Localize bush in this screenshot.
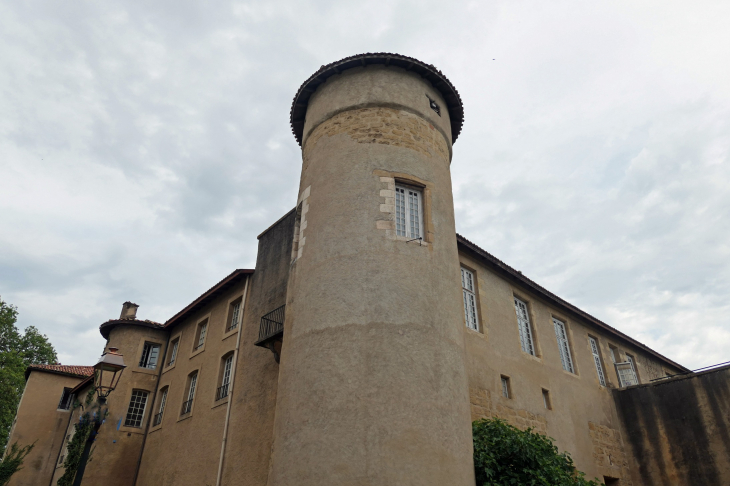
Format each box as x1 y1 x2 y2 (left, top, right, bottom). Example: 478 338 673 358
473 418 600 486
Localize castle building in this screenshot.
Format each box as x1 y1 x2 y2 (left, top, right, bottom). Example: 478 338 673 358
6 53 730 486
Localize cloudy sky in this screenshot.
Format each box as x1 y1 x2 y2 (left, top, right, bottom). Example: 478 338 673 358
1 0 729 370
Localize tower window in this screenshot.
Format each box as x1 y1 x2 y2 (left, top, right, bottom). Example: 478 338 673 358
124 390 149 428
513 297 536 356
139 342 160 369
395 185 423 239
461 268 479 331
552 318 574 373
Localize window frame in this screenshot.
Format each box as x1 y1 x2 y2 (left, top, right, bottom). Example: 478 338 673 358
226 297 243 333
57 387 74 411
589 336 607 386
216 353 235 401
626 353 640 384
166 337 180 368
394 183 424 240
139 342 161 370
192 317 209 354
124 390 150 428
500 375 511 399
513 297 536 356
181 371 198 417
153 386 168 427
461 267 479 331
542 388 552 410
552 317 575 373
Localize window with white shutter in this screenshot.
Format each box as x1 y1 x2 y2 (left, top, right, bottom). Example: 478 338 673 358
589 337 606 386
626 354 640 384
552 318 574 373
616 362 639 387
461 268 479 331
395 185 423 239
513 297 535 355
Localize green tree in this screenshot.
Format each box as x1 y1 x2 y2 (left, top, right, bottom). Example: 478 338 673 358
0 298 57 451
473 418 601 486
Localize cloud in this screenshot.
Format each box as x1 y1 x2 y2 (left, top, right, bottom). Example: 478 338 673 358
1 0 729 369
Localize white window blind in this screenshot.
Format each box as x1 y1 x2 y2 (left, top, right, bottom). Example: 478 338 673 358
124 390 149 427
395 185 423 239
589 337 606 386
513 297 535 355
461 268 479 331
552 318 574 373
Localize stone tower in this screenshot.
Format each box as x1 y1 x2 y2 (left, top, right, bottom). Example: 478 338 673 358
271 53 474 485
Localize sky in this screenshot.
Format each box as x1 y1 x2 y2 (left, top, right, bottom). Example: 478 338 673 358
1 0 729 370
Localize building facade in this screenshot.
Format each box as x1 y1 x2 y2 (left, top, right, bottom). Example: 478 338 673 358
6 53 730 486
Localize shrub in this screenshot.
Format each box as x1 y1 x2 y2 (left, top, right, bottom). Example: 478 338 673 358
0 441 35 486
473 418 601 486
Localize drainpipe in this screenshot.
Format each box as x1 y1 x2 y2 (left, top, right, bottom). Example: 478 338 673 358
132 333 170 486
216 275 251 486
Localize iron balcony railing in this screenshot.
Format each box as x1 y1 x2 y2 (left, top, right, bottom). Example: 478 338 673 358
216 383 230 401
192 342 204 352
181 399 193 415
256 305 285 345
152 412 163 426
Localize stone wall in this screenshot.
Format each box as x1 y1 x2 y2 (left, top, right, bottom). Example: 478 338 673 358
614 365 730 486
588 422 633 485
469 386 547 435
304 107 450 162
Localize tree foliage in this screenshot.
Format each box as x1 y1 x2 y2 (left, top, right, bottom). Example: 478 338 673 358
473 418 601 486
0 441 35 486
0 298 58 451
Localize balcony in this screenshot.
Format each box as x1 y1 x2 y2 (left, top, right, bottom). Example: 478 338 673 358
255 305 285 362
152 412 163 426
216 383 230 401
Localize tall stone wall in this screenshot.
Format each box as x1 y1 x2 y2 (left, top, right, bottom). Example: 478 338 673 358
614 365 730 486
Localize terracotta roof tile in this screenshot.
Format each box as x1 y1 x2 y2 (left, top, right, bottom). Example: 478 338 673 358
26 364 94 379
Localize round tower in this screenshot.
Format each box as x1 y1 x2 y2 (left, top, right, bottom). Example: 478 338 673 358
271 53 473 485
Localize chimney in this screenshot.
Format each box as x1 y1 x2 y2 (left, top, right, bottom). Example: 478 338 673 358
120 302 139 320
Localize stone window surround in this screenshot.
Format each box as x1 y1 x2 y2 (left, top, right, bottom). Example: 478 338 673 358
163 332 183 374
373 169 434 243
213 351 235 408
119 388 152 434
222 293 244 341
190 313 212 358
178 370 200 422
551 312 579 376
460 262 485 335
132 338 165 376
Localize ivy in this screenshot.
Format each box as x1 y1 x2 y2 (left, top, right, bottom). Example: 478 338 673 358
473 418 601 486
57 405 107 486
0 441 35 486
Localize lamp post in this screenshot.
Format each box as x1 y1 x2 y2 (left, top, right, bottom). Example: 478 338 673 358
93 347 126 404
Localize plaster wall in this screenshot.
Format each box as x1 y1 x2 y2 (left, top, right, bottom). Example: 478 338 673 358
135 278 249 486
220 211 294 486
614 365 730 486
7 372 83 486
459 251 683 485
270 65 474 486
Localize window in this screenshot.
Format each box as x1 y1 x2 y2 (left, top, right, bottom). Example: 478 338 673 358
167 338 179 367
139 342 160 369
461 268 479 331
153 387 168 426
608 345 618 364
552 318 574 373
182 372 197 415
501 375 511 398
616 362 639 387
626 354 640 384
227 298 242 332
124 390 149 427
513 297 535 355
542 389 552 410
395 184 423 239
194 320 208 351
589 337 606 386
217 354 234 400
58 388 74 410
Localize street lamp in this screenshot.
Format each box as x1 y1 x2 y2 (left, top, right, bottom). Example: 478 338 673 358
93 347 126 403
